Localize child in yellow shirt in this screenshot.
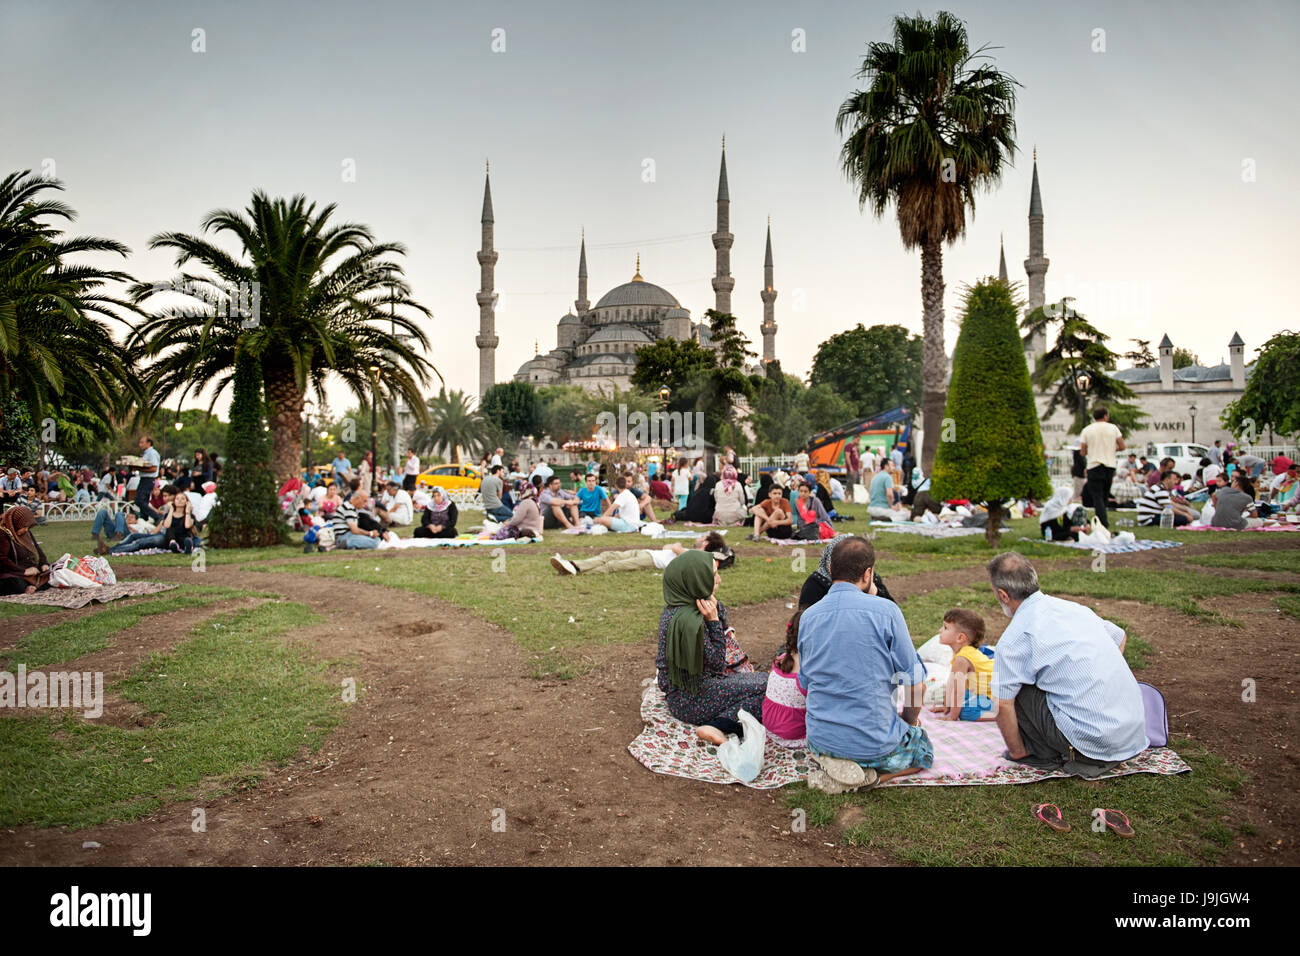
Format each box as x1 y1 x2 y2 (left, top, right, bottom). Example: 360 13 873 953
930 608 995 721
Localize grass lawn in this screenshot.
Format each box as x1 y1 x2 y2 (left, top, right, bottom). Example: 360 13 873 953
0 601 345 828
784 740 1244 866
32 519 302 566
2 586 272 669
1186 551 1299 574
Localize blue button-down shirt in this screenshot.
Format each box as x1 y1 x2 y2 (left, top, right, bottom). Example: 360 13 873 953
798 581 925 761
992 591 1148 762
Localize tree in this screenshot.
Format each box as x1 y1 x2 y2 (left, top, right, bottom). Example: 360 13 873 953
1026 300 1145 434
480 381 540 444
703 309 756 449
535 385 598 445
0 170 142 441
130 191 439 485
409 389 491 462
1123 338 1155 368
837 11 1018 475
0 397 37 467
1222 330 1300 441
809 323 922 418
631 337 717 415
1172 347 1198 369
749 365 811 454
931 280 1050 545
207 350 283 548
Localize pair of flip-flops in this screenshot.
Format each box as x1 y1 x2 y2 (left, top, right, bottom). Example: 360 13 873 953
1032 803 1135 837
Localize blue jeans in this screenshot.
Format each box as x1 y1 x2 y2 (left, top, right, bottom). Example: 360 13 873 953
337 532 379 549
486 504 513 522
111 532 164 554
92 508 127 539
134 476 159 522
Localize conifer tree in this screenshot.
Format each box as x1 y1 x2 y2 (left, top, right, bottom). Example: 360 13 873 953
208 349 284 548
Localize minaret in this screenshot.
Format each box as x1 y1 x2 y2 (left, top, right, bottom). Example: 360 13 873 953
1024 149 1049 357
575 229 590 314
711 137 734 315
760 217 777 363
998 233 1008 283
475 162 499 398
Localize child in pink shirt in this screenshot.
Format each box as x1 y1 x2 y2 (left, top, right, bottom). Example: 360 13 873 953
763 609 808 747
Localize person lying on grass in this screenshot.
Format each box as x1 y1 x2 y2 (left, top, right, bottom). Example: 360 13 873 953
550 531 732 576
987 551 1147 778
798 536 932 791
929 608 996 721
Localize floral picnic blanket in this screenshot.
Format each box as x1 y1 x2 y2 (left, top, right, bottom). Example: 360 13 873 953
1021 537 1184 554
0 581 178 610
628 680 1191 789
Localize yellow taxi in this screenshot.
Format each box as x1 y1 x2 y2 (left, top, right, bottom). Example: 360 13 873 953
415 463 483 492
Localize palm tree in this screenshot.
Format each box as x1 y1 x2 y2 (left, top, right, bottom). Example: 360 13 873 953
836 12 1018 473
410 388 490 462
0 170 141 441
130 191 439 483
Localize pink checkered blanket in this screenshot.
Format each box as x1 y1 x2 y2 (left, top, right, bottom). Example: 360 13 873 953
628 680 1191 788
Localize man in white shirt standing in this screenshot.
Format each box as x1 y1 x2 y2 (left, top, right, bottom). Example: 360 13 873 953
490 447 503 468
135 435 162 521
1078 406 1125 529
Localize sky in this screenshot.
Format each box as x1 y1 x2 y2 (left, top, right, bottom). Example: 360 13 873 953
4 0 1297 419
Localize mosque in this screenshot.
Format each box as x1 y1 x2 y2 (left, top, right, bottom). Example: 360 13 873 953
471 143 778 396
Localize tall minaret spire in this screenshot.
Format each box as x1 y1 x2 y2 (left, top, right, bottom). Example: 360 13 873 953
475 162 499 397
711 136 734 316
998 233 1008 283
760 217 777 364
575 228 590 314
1024 149 1050 357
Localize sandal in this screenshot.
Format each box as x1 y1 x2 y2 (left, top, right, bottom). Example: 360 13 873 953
1096 808 1135 838
1032 803 1071 833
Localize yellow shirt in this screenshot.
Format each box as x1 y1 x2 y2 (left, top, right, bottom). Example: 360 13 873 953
954 646 994 699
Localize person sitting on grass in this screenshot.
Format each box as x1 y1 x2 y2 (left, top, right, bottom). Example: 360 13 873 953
539 475 581 530
550 530 732 576
93 502 158 553
762 608 808 748
377 479 414 527
1210 474 1262 530
711 465 748 526
986 551 1147 778
654 549 767 747
576 472 608 519
792 479 834 540
867 462 906 521
332 489 382 549
490 481 542 540
596 475 652 532
109 487 182 554
749 484 794 540
1136 471 1198 527
798 536 931 793
0 506 51 595
413 486 458 538
798 533 896 609
160 487 198 553
479 464 512 523
929 608 996 721
1038 487 1089 541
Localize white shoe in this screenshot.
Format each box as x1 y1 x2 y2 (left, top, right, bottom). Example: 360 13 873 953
550 554 577 576
814 753 867 787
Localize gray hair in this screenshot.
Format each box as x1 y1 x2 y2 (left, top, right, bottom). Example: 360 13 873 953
986 551 1040 601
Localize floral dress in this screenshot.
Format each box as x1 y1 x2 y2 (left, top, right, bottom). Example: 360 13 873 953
654 602 767 727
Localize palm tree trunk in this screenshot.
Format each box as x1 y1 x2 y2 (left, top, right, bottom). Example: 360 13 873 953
919 238 947 475
263 365 304 486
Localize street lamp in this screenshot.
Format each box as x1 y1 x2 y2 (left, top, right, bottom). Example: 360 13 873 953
1075 371 1092 426
369 365 381 493
1189 402 1198 444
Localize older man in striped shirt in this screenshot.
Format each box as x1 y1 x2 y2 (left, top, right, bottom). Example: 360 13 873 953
986 552 1148 778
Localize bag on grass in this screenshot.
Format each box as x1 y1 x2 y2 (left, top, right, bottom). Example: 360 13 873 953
49 553 100 589
1138 682 1168 747
1089 516 1112 543
715 708 765 783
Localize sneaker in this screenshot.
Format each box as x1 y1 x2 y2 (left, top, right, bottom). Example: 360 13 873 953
550 554 577 576
814 753 868 787
806 767 878 794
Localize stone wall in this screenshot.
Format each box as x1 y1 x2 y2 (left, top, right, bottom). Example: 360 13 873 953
1036 382 1240 450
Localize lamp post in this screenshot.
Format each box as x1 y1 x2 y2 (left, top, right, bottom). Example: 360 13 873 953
1075 370 1092 426
369 365 381 494
1189 403 1197 444
302 399 314 473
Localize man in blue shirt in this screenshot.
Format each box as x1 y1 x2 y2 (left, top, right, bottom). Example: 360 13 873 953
331 451 353 486
799 536 931 790
986 552 1148 778
576 472 608 518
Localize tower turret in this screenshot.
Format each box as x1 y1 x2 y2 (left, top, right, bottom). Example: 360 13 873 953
1024 149 1050 358
475 162 499 397
575 229 590 314
711 137 734 315
760 218 777 363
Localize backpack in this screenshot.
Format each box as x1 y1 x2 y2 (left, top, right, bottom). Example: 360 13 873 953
1138 682 1168 747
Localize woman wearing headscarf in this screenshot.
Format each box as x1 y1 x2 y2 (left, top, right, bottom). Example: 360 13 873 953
654 550 767 745
492 481 542 540
413 486 459 538
674 474 719 524
797 533 895 610
0 506 52 594
1038 486 1087 541
711 465 748 525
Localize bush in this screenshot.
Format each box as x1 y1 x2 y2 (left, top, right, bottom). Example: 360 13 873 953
932 280 1051 545
208 351 284 548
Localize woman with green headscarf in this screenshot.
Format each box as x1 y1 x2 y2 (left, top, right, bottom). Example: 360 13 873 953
654 549 767 745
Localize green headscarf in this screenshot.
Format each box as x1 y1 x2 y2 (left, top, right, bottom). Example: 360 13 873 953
662 549 718 694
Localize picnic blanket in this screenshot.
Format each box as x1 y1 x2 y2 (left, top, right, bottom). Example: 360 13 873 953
376 535 541 549
628 679 1190 789
0 581 178 610
1184 523 1299 532
871 522 1005 538
1022 537 1184 554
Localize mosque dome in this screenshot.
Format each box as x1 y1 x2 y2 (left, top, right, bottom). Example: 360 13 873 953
585 324 653 345
558 312 580 325
594 261 681 309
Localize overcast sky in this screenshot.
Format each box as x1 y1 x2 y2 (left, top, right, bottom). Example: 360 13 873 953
4 0 1296 418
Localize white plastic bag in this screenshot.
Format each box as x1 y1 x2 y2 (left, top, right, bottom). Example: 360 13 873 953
715 708 765 782
639 522 666 537
1089 516 1112 543
49 553 100 588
